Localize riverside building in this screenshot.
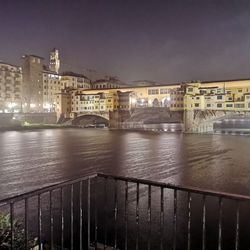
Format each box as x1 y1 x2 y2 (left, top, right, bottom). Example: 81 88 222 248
21 54 44 112
0 62 22 113
185 79 250 111
55 84 185 119
55 79 250 122
42 69 61 112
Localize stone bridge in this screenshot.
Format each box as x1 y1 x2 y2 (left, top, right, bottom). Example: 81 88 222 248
109 108 183 128
184 110 250 133
71 112 109 126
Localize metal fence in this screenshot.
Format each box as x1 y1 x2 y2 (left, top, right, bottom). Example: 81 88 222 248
0 173 250 250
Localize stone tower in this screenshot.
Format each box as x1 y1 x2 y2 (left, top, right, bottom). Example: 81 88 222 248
21 55 44 112
49 48 60 74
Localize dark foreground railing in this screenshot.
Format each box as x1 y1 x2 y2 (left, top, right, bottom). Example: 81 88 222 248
0 173 250 250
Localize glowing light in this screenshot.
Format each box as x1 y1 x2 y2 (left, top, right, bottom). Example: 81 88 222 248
44 103 51 109
131 98 137 104
30 103 36 108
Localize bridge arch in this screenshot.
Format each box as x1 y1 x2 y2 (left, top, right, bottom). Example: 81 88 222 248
152 98 160 107
72 114 109 126
162 96 171 107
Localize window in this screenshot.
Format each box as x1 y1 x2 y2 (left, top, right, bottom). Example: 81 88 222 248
160 88 168 94
248 103 250 108
148 89 159 95
217 103 222 108
196 97 200 100
238 89 242 93
195 103 199 107
207 104 211 107
217 95 223 100
235 104 244 108
226 104 233 108
187 88 193 92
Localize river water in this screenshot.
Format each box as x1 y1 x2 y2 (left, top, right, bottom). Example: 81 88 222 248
0 128 250 199
1 128 250 249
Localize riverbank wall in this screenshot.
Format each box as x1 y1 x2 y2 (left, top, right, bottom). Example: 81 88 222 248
0 113 57 128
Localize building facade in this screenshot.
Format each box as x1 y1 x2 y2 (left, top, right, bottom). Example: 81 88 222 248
55 79 250 121
21 55 44 112
0 62 22 113
91 78 122 89
60 72 91 89
55 84 185 119
43 70 61 112
185 79 250 111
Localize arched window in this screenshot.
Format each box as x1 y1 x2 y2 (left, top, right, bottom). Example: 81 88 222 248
152 98 160 107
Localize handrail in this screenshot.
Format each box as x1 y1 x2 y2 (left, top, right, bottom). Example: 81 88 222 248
1 172 250 207
0 173 97 207
97 173 250 201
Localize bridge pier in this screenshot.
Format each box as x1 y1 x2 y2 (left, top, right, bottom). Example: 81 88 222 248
184 110 250 133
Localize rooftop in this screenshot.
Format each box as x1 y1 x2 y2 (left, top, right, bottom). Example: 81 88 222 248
61 71 89 79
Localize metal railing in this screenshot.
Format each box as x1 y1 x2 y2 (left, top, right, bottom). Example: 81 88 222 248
0 173 250 249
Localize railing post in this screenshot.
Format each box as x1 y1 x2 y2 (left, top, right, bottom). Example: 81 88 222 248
79 181 83 250
173 189 177 250
24 198 28 250
38 194 42 250
136 182 140 250
202 195 206 250
114 179 118 249
50 191 54 250
104 177 107 248
70 184 74 250
61 187 64 249
94 178 98 247
235 201 240 250
125 181 128 250
88 177 91 249
187 192 192 250
160 187 164 250
147 184 151 250
218 197 222 250
10 202 14 250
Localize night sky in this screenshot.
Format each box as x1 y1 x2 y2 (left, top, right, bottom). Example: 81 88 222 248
1 0 250 83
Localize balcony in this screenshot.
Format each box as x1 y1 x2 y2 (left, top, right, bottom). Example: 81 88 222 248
0 173 250 249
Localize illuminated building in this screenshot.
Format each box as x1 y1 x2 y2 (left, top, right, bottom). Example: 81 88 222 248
56 78 250 121
0 62 22 113
21 55 44 112
56 84 184 119
42 70 61 112
49 48 60 74
185 79 250 111
60 72 91 89
91 77 123 89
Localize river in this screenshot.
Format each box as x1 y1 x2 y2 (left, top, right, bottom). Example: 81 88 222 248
0 128 250 199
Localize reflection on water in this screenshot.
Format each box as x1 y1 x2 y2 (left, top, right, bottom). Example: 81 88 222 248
0 128 250 199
